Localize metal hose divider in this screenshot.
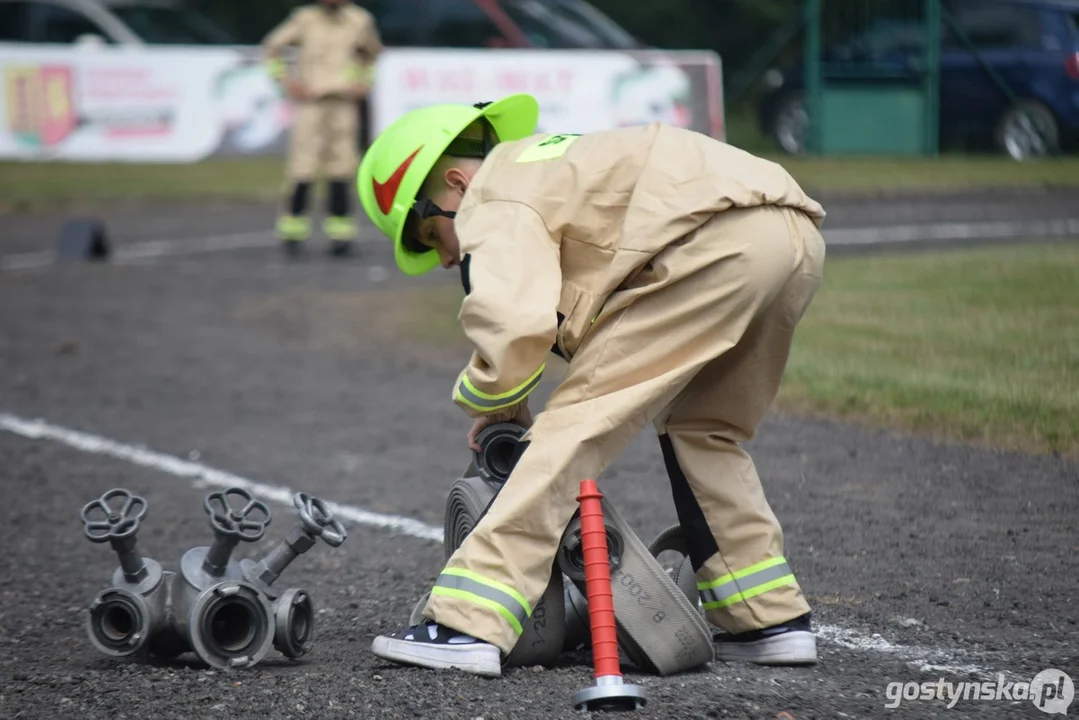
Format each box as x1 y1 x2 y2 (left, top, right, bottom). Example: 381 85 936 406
86 586 153 658
188 580 275 670
80 486 347 670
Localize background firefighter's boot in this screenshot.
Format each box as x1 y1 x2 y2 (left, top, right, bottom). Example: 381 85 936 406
276 215 311 257
325 179 357 258
324 216 358 257
278 181 313 256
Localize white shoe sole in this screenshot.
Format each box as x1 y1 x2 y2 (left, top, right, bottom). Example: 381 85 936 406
371 636 502 678
714 630 818 666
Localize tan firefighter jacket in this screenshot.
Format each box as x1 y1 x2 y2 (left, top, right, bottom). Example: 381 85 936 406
450 122 827 420
262 4 383 99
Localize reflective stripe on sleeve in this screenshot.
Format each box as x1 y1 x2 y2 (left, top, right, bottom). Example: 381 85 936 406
454 364 544 414
266 59 287 80
697 556 797 610
430 568 532 636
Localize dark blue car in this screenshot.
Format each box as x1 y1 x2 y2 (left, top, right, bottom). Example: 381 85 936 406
757 0 1079 159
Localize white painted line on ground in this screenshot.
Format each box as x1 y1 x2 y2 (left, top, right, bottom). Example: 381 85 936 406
5 217 1078 271
0 250 55 271
0 410 1008 679
1 230 378 271
825 218 1079 246
0 412 442 542
814 624 1010 679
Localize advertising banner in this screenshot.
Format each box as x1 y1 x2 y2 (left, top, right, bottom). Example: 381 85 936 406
0 45 723 162
0 44 293 161
370 48 724 141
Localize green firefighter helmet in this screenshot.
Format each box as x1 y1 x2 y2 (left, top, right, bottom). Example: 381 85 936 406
357 94 540 276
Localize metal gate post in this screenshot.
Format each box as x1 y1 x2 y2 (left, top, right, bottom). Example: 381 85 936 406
924 0 942 156
803 0 823 155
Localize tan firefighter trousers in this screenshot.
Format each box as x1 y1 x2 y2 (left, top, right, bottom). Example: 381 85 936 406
424 204 826 654
287 97 359 182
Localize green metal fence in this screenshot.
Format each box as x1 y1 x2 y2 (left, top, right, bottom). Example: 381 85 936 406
802 0 942 156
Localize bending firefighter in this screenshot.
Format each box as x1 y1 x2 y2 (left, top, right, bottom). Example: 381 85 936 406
357 94 827 677
262 0 383 256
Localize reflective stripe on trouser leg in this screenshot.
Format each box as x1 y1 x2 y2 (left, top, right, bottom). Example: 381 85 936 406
276 214 310 241
697 556 797 610
430 568 532 637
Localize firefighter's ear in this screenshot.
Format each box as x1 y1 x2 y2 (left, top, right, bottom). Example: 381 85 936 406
444 166 470 195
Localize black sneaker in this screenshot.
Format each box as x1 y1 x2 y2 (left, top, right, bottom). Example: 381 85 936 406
712 613 817 666
371 621 502 677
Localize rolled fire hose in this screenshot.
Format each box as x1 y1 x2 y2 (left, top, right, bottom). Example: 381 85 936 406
563 522 703 653
411 423 714 675
408 472 566 668
559 503 714 676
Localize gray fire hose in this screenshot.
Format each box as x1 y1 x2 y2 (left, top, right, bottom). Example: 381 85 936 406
80 486 346 669
411 423 715 675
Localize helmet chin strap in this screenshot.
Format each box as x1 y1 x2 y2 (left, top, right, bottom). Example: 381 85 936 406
413 197 456 222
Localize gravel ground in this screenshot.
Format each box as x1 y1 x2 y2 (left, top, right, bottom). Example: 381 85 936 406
0 198 1076 720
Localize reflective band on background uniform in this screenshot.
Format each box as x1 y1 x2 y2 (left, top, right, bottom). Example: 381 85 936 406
431 567 532 636
454 364 545 413
323 216 357 240
266 59 286 80
697 556 796 610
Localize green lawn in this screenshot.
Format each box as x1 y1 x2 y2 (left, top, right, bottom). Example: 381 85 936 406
0 157 288 212
778 241 1079 458
3 151 1079 212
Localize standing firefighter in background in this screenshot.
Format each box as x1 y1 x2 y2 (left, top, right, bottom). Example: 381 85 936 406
262 0 383 257
357 94 827 678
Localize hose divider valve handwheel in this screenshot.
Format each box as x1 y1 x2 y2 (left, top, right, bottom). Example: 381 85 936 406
202 488 271 577
81 488 153 585
242 492 348 599
572 479 647 713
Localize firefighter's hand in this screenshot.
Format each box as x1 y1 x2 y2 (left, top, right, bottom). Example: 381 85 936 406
467 403 533 453
286 79 310 101
347 82 371 100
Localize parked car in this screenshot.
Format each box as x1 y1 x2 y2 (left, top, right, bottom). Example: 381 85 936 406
356 0 641 51
757 0 1079 159
0 0 239 46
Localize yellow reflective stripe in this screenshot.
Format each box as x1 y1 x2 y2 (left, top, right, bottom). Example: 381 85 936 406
276 215 311 241
432 568 531 637
441 567 532 616
266 59 287 79
345 63 376 83
697 555 788 591
698 556 797 610
431 587 524 636
702 575 797 611
323 216 357 240
454 363 544 413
